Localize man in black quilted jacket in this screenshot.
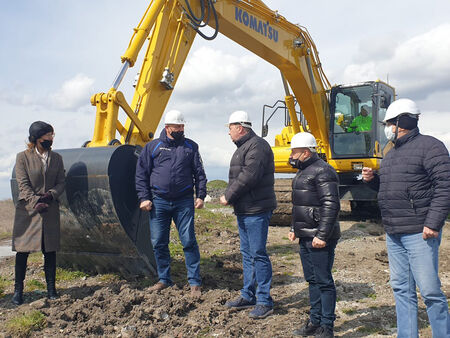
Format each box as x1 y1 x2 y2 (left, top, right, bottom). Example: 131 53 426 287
288 132 340 338
220 110 277 320
362 98 450 338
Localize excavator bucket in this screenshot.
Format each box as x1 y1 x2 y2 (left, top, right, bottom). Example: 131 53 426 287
11 145 156 277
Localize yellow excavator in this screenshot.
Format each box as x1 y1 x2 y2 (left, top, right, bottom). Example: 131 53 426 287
12 0 395 275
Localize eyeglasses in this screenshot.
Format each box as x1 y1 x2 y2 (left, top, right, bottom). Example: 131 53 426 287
43 132 55 138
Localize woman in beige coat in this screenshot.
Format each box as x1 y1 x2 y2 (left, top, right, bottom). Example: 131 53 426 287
12 121 65 305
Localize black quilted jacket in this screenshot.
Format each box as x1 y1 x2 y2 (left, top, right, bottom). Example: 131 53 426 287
367 128 450 234
291 153 341 241
225 129 277 215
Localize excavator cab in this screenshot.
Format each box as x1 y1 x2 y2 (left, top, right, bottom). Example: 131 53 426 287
329 81 394 160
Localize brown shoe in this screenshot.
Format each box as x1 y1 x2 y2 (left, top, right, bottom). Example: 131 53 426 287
190 285 201 298
150 282 169 292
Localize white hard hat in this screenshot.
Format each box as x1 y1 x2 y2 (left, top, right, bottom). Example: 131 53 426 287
228 110 252 128
383 98 420 122
361 105 371 113
164 110 186 125
290 132 317 149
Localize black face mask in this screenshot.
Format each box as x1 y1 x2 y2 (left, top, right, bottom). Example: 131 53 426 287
40 140 53 150
289 158 300 169
170 131 184 141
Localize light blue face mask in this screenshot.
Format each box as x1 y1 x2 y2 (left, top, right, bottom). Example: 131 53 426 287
384 125 395 141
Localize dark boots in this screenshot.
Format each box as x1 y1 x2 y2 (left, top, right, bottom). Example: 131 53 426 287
12 251 58 304
12 252 28 305
44 251 58 299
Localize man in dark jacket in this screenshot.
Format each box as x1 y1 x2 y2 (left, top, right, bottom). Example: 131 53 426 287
362 98 450 337
136 110 207 297
287 132 340 338
220 110 277 319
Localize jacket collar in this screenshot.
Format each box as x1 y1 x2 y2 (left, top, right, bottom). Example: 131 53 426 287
298 152 320 170
395 127 419 148
159 128 185 146
234 129 255 148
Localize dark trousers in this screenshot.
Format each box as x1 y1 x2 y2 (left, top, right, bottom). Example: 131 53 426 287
299 238 338 328
15 251 56 286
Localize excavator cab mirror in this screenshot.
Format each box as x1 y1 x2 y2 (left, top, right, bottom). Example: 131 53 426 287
380 92 391 109
262 124 269 137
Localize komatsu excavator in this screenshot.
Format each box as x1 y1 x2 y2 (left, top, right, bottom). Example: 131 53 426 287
12 0 395 276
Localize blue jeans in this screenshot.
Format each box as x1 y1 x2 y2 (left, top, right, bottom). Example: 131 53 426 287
237 211 273 307
387 231 450 338
299 238 338 328
149 196 201 286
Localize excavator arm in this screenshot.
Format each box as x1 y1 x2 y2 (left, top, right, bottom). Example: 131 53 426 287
87 0 331 158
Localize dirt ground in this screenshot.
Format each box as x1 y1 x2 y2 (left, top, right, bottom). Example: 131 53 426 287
0 199 449 337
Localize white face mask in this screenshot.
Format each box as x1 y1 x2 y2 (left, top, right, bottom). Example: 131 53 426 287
384 125 396 141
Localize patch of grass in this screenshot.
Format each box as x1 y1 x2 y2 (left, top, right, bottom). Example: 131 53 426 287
332 268 337 273
26 279 46 291
27 252 43 264
267 244 295 256
56 268 88 282
169 242 184 257
342 308 356 315
0 276 12 298
195 207 236 232
357 224 366 229
197 326 212 337
207 180 227 190
98 273 120 283
6 310 46 336
0 231 11 240
366 293 377 300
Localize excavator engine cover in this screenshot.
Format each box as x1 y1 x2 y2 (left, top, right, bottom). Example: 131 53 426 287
11 145 156 277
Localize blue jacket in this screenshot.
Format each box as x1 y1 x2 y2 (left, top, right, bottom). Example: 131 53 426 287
135 129 207 202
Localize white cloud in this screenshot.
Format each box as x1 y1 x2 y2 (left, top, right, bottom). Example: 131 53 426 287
49 74 95 110
342 24 450 100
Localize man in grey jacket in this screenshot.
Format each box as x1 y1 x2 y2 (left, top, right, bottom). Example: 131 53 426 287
363 98 450 338
220 110 277 319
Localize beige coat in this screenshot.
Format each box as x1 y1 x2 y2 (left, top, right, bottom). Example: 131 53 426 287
12 148 65 252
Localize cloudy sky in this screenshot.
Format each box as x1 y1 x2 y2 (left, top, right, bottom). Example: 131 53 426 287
1 0 450 199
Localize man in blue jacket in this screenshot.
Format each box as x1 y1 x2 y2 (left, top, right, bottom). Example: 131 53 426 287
136 110 207 297
362 99 450 337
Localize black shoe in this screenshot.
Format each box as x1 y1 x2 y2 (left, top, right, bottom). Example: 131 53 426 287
11 287 23 306
293 320 321 336
47 287 59 300
315 326 334 338
225 296 256 309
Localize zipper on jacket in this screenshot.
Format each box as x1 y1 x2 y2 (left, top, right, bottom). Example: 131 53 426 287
407 187 416 213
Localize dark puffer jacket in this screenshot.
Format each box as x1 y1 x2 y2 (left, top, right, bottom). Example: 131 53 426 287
367 128 450 234
291 153 341 241
225 129 277 215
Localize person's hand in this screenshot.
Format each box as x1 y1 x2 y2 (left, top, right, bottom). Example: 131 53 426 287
39 192 53 204
362 167 374 182
140 200 152 211
194 198 204 209
423 226 439 239
219 195 228 206
312 237 326 248
34 202 49 213
288 231 296 242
